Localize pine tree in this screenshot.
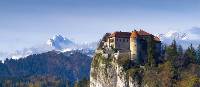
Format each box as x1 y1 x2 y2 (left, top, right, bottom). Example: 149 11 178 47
185 44 196 63
177 45 183 56
165 39 178 62
165 39 179 85
171 39 177 52
196 44 200 64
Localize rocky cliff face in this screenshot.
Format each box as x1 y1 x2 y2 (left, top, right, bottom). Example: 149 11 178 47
90 51 142 87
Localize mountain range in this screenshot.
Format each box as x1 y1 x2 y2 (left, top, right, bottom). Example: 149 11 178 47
1 30 200 61
0 35 97 61
157 30 200 48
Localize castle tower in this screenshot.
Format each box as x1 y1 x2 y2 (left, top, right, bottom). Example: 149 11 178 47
130 30 138 60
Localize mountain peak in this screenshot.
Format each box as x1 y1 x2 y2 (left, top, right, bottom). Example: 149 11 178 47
46 34 75 50
157 30 188 41
52 34 66 41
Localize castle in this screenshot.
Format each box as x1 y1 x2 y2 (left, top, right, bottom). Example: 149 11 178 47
99 30 161 64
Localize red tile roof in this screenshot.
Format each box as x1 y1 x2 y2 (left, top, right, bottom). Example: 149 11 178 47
109 30 160 41
110 32 131 38
137 30 152 36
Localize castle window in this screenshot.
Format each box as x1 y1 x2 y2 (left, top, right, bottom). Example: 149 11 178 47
127 39 129 42
123 39 125 42
116 38 118 42
119 39 121 42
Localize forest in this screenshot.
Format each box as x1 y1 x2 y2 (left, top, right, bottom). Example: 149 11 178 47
0 51 91 87
131 40 200 87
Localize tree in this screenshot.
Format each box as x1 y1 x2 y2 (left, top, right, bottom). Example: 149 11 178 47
73 78 89 87
185 44 196 63
196 44 200 64
171 39 177 52
78 78 89 87
165 39 178 62
74 81 79 87
164 40 180 85
177 45 183 56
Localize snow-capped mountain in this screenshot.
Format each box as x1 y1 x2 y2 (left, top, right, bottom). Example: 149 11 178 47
157 30 187 41
8 45 52 60
46 35 76 50
0 35 96 60
157 30 200 48
46 34 97 51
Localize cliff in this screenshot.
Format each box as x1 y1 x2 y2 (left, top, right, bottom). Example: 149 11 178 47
89 49 200 87
90 49 143 87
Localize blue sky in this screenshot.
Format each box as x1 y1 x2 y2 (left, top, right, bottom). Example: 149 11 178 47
1 0 200 52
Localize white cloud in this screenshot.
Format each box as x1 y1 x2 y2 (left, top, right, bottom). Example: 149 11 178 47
185 27 200 40
188 27 200 35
